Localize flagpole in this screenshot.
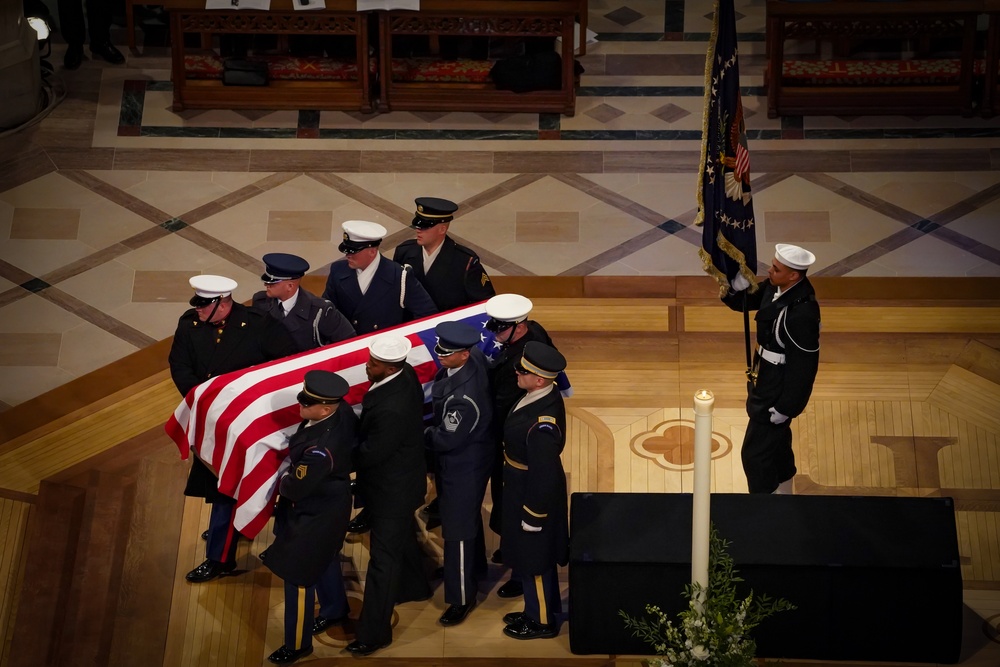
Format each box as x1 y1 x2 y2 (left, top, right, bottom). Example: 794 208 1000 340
692 389 715 611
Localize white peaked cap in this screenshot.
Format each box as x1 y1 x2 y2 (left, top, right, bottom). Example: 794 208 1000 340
485 293 533 322
368 334 412 363
189 274 238 298
342 220 387 243
775 244 816 271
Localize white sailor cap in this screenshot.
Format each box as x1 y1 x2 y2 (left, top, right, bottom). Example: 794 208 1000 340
775 244 816 271
368 333 412 364
339 220 387 254
188 275 237 307
484 293 533 332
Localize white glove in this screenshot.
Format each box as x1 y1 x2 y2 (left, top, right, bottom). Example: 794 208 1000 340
769 407 789 425
731 274 751 291
521 520 542 532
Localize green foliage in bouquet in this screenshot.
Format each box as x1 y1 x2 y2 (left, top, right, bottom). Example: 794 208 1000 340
619 526 796 667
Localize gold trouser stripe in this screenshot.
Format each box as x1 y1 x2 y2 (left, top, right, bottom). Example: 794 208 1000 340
534 575 547 624
504 453 528 470
523 505 547 518
295 586 306 649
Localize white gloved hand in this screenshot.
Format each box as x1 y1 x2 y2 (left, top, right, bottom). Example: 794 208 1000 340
521 521 542 532
768 407 789 425
731 273 751 291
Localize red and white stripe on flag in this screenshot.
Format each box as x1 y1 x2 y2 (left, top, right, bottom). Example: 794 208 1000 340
165 302 489 538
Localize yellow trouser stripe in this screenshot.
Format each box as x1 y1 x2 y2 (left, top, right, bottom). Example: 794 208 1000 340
534 575 547 624
295 586 306 649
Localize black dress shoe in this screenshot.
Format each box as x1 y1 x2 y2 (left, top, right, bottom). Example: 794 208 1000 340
439 602 475 626
90 39 125 65
267 644 313 664
201 530 208 541
491 548 503 564
345 639 390 656
64 44 83 70
185 559 236 583
496 579 523 598
503 616 558 640
347 508 370 533
503 611 526 625
312 614 347 634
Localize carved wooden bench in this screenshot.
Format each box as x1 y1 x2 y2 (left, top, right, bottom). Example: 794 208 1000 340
765 0 984 118
376 0 579 116
162 0 372 112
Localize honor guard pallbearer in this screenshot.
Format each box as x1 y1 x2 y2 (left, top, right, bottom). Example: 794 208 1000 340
262 371 357 665
500 341 569 641
392 197 495 312
252 252 355 351
168 275 296 583
426 321 495 627
322 220 437 334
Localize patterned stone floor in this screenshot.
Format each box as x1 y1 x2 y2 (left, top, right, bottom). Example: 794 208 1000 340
1 0 999 411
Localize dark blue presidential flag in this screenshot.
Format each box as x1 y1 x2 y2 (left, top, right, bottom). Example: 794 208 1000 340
696 0 758 296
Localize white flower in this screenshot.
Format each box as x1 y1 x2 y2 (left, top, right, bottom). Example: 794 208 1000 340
690 645 709 660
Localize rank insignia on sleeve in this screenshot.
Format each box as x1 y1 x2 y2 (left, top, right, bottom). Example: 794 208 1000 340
444 410 462 432
295 464 307 480
481 273 490 286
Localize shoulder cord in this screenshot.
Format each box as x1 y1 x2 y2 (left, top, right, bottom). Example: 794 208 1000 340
400 265 409 308
774 296 819 353
313 308 326 347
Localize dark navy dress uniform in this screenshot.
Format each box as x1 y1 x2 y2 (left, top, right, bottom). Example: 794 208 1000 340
487 320 555 535
722 277 820 493
262 372 357 663
501 343 568 634
168 300 296 568
322 256 437 334
252 288 356 351
353 362 431 648
392 196 494 312
427 324 495 611
393 236 495 312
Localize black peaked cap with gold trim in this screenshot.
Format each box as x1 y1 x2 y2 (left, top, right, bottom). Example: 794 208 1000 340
298 370 349 405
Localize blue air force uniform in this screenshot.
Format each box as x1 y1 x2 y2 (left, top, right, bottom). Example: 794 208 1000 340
427 323 495 609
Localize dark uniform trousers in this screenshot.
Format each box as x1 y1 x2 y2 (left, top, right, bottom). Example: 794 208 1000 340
321 256 437 335
722 278 820 494
353 365 431 645
428 349 494 606
264 404 357 651
391 236 495 312
501 386 568 627
168 303 297 565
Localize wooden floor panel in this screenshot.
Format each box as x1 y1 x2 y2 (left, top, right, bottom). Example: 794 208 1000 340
2 287 1000 665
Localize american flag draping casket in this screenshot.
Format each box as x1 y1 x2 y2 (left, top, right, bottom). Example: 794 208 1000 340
165 302 495 539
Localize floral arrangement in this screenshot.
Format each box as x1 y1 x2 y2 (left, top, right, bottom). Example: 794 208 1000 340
619 527 795 667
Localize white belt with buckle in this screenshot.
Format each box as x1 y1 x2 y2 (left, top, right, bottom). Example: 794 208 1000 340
758 346 786 365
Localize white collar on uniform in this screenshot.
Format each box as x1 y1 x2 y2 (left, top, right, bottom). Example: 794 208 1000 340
513 383 554 412
357 252 381 294
368 366 403 392
282 288 299 315
422 240 444 273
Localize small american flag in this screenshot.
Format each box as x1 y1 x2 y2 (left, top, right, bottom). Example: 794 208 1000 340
165 302 493 538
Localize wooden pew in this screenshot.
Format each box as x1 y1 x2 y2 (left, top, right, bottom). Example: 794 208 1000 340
765 0 983 118
161 0 373 112
376 0 579 116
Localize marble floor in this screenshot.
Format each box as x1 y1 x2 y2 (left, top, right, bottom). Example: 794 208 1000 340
1 1 1000 665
